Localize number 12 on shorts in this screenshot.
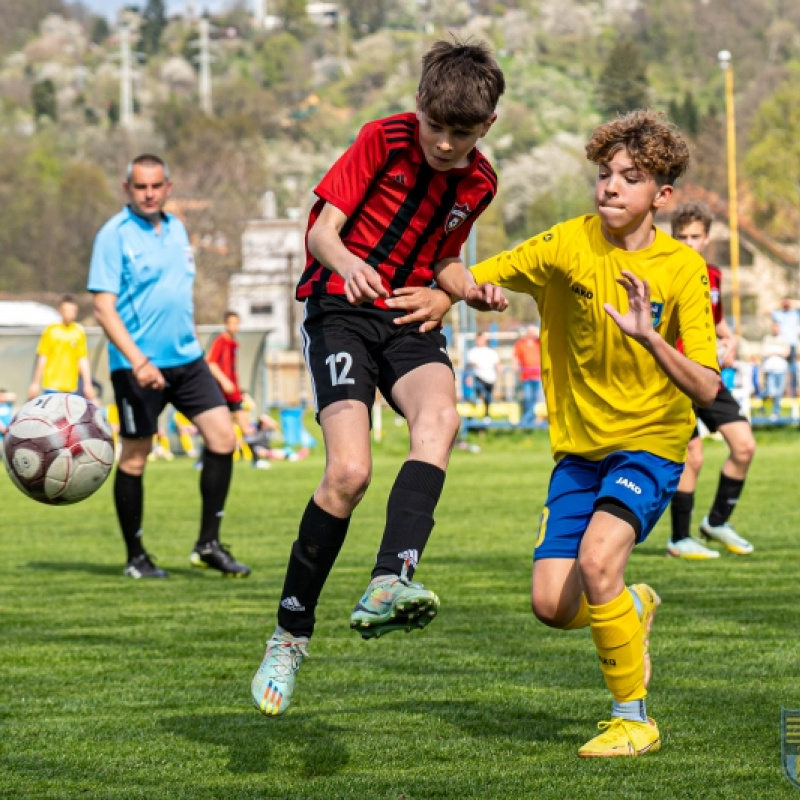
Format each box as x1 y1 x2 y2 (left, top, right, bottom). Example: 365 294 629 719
326 352 355 386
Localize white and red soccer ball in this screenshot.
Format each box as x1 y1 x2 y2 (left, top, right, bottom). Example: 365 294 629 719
2 393 114 505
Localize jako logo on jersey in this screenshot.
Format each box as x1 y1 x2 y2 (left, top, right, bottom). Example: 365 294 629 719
616 477 642 495
398 549 419 570
280 596 306 612
445 203 470 233
571 283 594 300
650 300 664 327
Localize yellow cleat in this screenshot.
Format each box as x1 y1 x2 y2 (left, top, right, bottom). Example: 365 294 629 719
578 717 661 757
629 583 660 689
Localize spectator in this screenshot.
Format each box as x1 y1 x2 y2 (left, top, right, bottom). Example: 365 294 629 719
467 332 500 420
513 325 542 426
770 298 800 397
761 320 790 419
28 295 96 402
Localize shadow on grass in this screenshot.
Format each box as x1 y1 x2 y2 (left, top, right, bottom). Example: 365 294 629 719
25 560 123 576
162 713 351 777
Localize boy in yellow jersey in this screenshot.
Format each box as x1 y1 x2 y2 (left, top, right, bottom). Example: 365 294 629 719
28 295 96 402
429 110 720 756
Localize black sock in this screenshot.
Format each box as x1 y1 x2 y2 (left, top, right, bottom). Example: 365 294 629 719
197 449 233 546
277 497 350 638
708 473 745 527
372 460 446 580
114 469 145 561
670 491 694 542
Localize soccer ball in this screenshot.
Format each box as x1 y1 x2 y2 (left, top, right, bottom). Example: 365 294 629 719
2 393 114 505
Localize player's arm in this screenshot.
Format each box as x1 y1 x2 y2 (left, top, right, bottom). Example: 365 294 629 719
27 354 46 399
715 317 738 368
307 202 389 305
92 292 166 390
605 270 718 407
206 360 235 395
78 356 96 401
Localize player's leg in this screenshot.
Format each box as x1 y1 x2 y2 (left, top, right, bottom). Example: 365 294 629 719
253 302 377 715
349 362 459 638
111 369 169 579
667 432 717 559
697 389 756 555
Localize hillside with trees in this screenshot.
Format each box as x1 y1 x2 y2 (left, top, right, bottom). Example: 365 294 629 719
1 0 799 322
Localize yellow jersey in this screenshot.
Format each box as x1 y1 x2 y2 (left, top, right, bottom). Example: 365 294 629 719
37 322 88 393
471 215 718 463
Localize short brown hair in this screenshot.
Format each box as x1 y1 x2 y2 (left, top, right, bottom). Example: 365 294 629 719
417 39 505 127
59 294 77 306
585 109 690 186
224 310 240 322
671 201 713 235
126 153 170 181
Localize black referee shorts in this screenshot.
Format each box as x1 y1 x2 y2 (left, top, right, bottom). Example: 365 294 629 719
691 384 748 440
112 357 226 438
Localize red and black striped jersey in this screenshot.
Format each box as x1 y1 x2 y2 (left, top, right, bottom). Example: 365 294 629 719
707 263 723 325
295 112 498 308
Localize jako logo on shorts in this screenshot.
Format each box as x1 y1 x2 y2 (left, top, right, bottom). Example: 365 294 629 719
616 477 642 495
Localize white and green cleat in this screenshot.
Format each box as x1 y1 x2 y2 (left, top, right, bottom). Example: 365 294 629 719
699 516 754 555
251 629 309 716
350 561 439 640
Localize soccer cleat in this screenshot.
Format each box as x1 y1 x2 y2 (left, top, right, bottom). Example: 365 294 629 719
699 516 754 555
124 553 169 579
350 561 440 640
578 717 661 757
251 630 309 716
666 536 720 560
629 583 660 689
190 541 251 577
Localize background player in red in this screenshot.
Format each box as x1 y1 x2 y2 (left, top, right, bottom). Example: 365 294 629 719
667 201 756 559
251 38 507 717
206 311 250 440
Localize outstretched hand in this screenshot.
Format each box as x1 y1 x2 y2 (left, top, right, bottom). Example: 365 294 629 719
465 282 508 313
603 270 655 344
341 261 390 306
386 286 453 333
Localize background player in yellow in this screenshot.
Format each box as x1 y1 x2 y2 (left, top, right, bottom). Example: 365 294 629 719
28 294 96 402
433 110 719 757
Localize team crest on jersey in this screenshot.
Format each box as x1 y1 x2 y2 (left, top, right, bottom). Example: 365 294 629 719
781 708 800 789
445 203 471 233
650 300 665 327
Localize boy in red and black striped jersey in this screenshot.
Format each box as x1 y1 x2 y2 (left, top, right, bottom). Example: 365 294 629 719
667 202 756 559
252 39 508 717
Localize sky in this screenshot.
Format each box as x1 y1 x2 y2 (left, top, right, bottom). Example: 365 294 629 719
76 0 232 20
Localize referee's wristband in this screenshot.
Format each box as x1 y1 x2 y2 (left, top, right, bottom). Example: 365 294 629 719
133 358 150 376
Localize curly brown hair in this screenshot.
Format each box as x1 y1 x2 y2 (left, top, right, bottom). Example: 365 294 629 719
585 109 690 185
670 201 713 234
418 39 505 127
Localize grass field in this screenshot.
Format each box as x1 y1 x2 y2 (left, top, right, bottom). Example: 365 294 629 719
3 423 800 799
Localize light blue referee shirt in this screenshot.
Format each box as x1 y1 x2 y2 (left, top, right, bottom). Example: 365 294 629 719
87 206 203 372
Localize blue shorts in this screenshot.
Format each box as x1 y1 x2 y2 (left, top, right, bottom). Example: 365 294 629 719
533 451 683 560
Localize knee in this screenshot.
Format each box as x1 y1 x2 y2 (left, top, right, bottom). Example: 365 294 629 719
421 403 462 442
730 435 756 467
323 459 371 504
686 446 704 474
531 589 571 629
577 553 615 597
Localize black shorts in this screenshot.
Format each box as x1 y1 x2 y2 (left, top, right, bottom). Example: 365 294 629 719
301 295 453 417
227 399 244 413
112 357 226 438
691 384 748 440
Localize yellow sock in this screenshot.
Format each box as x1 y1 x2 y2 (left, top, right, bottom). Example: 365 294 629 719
564 593 590 630
180 433 194 454
588 588 645 702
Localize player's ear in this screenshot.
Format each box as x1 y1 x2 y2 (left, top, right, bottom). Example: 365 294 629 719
653 183 673 209
480 113 498 138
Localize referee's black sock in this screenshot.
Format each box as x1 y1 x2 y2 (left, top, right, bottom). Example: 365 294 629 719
708 473 745 527
197 448 233 545
372 460 446 580
114 468 145 561
669 491 694 542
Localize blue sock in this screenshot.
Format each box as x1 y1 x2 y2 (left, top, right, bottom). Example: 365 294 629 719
612 698 648 723
628 586 643 618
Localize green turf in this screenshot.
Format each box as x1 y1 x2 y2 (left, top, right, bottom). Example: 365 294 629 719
2 425 799 799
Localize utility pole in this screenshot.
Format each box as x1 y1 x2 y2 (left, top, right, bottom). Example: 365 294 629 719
197 18 213 115
119 23 134 127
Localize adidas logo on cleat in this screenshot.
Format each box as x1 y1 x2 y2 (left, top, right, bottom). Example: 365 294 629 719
280 596 306 612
